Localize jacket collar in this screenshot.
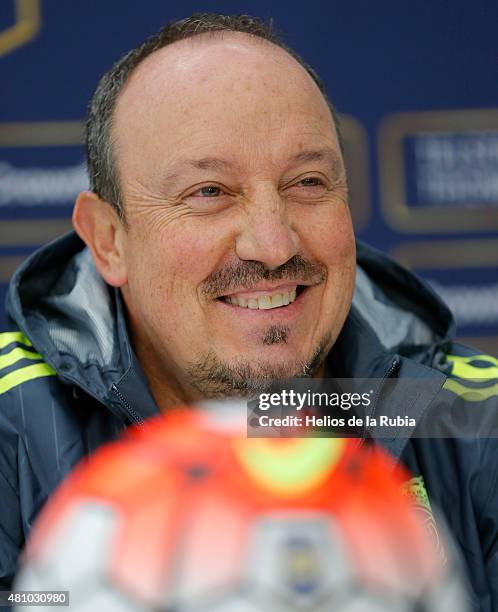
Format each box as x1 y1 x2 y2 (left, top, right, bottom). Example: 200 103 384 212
110 289 159 422
328 300 446 462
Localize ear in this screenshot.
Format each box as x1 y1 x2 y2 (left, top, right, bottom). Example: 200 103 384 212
72 191 128 287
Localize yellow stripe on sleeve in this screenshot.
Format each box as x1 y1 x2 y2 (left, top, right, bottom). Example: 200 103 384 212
0 331 33 350
0 347 42 371
446 354 498 381
443 378 498 402
0 363 56 396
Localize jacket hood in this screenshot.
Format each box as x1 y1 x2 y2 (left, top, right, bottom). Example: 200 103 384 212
6 231 455 401
353 240 454 352
6 232 130 405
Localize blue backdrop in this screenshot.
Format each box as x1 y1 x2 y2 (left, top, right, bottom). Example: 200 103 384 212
1 0 497 353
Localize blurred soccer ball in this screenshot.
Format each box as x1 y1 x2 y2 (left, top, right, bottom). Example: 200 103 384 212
16 402 469 611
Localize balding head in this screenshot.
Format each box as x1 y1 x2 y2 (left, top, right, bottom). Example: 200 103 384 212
113 31 341 220
85 14 342 221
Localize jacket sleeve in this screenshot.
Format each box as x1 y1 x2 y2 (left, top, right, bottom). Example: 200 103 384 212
0 464 23 589
0 383 25 590
444 347 498 605
486 549 498 610
478 439 498 609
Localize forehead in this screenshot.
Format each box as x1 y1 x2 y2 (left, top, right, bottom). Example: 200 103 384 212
113 33 339 176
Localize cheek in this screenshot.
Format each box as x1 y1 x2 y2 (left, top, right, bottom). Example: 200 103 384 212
304 205 356 267
310 208 356 312
167 231 220 279
125 221 231 299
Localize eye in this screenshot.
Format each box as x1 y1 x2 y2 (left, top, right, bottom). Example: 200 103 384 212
182 183 233 212
192 185 223 197
298 177 325 187
284 175 328 198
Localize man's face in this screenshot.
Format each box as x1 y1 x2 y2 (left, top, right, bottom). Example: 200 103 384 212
113 35 356 402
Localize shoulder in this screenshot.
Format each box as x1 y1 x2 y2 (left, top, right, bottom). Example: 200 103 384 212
0 333 63 580
440 342 498 401
0 330 57 417
433 342 498 536
433 341 498 458
0 331 56 526
0 329 65 467
439 340 497 376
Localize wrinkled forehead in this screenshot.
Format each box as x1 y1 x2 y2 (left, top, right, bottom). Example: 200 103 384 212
113 33 339 177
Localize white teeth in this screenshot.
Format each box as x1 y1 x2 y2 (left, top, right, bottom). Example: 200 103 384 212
225 290 299 309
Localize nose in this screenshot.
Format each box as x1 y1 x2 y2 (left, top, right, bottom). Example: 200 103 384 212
235 187 300 269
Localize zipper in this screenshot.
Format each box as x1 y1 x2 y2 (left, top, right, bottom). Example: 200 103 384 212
111 383 145 426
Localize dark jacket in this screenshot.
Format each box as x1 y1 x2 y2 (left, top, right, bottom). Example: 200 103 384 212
0 232 497 610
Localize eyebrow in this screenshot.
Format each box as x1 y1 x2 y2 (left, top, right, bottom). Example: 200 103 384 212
190 148 342 168
287 147 340 165
189 157 235 171
160 147 343 191
159 157 236 191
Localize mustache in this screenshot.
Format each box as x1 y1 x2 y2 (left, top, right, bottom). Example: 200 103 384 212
201 255 327 298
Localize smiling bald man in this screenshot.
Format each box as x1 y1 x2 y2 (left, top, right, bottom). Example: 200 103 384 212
74 27 354 407
0 14 497 610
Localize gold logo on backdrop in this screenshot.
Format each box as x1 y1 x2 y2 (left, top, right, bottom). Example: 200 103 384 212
0 0 40 57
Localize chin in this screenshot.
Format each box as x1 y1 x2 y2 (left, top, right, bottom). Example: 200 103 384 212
186 334 330 399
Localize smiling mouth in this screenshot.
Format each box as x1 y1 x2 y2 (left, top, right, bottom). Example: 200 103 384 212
218 285 308 310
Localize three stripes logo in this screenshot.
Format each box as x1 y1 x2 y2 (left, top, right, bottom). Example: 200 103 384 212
0 331 55 395
443 353 498 402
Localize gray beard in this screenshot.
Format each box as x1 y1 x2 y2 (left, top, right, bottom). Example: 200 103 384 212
185 336 330 399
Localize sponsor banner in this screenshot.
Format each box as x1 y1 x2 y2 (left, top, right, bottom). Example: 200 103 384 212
404 131 498 209
378 109 498 233
0 122 86 230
